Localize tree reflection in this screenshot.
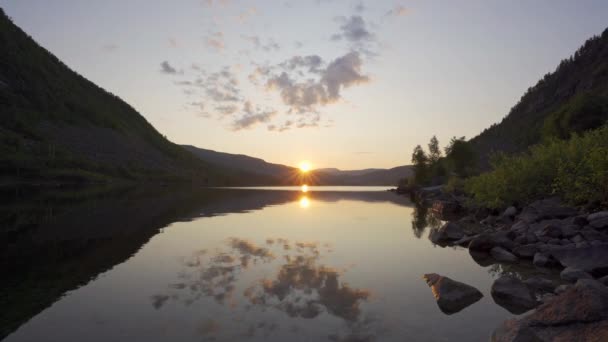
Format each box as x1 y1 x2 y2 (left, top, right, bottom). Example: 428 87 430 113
411 203 442 238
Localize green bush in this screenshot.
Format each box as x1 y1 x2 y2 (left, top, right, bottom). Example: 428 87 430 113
465 125 608 208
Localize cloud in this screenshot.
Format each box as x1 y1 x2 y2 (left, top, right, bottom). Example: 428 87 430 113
160 61 179 74
231 101 277 131
205 31 225 51
354 2 365 13
386 5 408 17
279 55 324 73
333 16 373 43
322 51 369 99
265 51 369 113
241 35 280 52
235 7 257 23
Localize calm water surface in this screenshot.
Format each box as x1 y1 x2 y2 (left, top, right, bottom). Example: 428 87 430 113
1 187 549 341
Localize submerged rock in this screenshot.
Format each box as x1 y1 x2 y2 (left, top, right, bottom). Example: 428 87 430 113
422 273 483 315
491 276 538 314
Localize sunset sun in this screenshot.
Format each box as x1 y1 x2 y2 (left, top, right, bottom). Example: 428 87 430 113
299 161 312 173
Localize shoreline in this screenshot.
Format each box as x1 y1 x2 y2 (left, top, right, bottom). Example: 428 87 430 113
404 187 608 341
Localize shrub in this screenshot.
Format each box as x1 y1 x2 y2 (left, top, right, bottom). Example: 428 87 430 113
465 125 608 208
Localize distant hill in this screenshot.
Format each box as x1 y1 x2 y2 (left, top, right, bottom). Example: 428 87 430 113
314 166 414 186
0 8 271 185
185 145 412 186
470 27 608 165
183 145 295 178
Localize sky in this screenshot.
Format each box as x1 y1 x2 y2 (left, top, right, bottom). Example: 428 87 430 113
3 0 608 169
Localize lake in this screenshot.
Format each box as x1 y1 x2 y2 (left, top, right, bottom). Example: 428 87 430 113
1 186 551 341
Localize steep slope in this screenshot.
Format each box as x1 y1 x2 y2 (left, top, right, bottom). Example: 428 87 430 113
183 145 295 179
0 8 257 185
470 28 608 164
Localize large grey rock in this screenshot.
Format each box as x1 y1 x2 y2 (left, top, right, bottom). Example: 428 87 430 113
590 217 608 230
491 276 538 314
492 279 608 342
550 244 608 277
523 276 556 293
561 225 579 238
588 211 608 222
503 206 518 218
512 244 537 259
560 267 592 283
540 224 563 238
554 284 572 294
422 273 483 314
428 222 464 244
518 198 578 223
491 246 518 263
533 253 551 268
469 231 515 252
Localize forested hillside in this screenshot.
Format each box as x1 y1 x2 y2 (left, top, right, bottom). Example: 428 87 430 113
470 28 608 164
0 8 259 185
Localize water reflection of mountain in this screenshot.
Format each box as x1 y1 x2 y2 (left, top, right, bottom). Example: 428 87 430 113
0 187 410 339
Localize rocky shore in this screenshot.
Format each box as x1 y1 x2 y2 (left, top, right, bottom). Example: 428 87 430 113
413 187 608 341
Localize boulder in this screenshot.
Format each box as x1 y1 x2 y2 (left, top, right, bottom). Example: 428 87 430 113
554 284 572 294
560 267 592 283
469 231 516 253
533 253 551 268
573 215 588 227
550 244 608 277
572 235 585 243
452 234 478 246
523 276 556 293
518 198 578 223
561 225 579 238
491 246 518 263
503 206 518 218
588 211 608 222
422 273 483 314
589 217 608 230
491 276 538 314
492 279 608 342
540 224 563 238
512 244 537 259
428 222 464 244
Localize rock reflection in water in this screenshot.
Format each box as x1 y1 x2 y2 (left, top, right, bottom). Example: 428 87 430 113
152 237 375 340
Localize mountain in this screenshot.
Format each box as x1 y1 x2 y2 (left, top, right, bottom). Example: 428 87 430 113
470 27 608 164
314 166 414 185
0 8 272 186
184 145 412 186
183 145 296 184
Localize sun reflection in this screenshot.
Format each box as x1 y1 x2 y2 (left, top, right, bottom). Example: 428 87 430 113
299 196 310 208
301 184 308 193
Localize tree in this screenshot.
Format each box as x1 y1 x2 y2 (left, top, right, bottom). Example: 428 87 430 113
411 144 429 185
428 135 442 164
444 136 476 177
